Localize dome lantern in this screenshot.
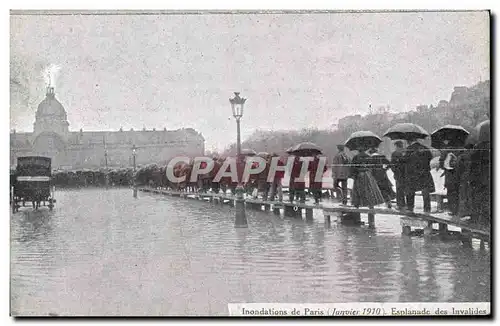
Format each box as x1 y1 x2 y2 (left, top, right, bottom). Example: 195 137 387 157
46 86 55 98
35 86 67 119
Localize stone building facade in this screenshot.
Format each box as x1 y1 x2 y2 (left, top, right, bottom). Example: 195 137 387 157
10 87 205 170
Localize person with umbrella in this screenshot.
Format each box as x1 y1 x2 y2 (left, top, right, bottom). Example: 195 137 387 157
404 138 435 213
218 157 230 194
456 134 476 218
309 152 328 204
246 158 260 197
432 125 470 216
255 152 271 200
368 147 396 209
331 144 351 205
289 155 306 203
437 140 461 215
390 140 407 210
239 149 257 196
384 123 434 213
210 156 222 194
182 160 196 192
172 161 184 191
286 142 323 203
468 120 490 226
268 152 285 202
345 131 386 209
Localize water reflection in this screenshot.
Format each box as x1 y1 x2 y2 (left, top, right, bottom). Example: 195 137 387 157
10 188 491 315
13 209 54 243
449 246 491 302
399 237 423 302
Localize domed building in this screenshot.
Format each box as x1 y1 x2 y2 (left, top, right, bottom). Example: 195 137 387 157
10 86 205 170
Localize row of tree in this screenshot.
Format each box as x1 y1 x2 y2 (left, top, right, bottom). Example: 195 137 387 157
10 165 167 188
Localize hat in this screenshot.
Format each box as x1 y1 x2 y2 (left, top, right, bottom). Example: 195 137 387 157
394 140 404 147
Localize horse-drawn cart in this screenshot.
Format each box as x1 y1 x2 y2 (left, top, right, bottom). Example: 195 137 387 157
11 156 56 212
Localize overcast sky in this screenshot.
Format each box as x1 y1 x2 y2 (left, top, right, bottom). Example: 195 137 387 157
10 11 489 151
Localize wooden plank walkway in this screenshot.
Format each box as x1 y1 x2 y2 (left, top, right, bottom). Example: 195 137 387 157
322 205 489 240
137 187 489 244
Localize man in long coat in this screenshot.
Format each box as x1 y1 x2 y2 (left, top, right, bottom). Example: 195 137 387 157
457 142 475 218
289 156 306 203
391 141 407 210
309 154 328 204
255 154 271 200
468 121 490 226
210 157 222 194
331 145 351 205
438 140 462 216
269 153 285 202
404 138 435 213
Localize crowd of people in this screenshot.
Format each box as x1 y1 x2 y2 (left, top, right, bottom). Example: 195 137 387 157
151 122 490 226
165 153 327 204
343 124 491 226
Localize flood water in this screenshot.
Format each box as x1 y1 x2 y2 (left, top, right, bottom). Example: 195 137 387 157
10 188 490 316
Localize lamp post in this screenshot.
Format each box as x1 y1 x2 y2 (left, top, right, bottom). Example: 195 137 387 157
230 92 248 228
102 135 109 189
104 148 109 189
132 145 137 198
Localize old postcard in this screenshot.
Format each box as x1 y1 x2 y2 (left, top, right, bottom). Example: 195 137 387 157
9 10 490 317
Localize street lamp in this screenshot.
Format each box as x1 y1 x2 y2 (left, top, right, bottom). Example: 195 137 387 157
132 144 137 171
132 144 137 198
229 92 248 228
104 148 109 189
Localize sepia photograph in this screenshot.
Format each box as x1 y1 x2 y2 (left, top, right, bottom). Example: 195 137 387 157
8 9 491 317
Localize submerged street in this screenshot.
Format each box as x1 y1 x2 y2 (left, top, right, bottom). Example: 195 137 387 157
10 188 490 316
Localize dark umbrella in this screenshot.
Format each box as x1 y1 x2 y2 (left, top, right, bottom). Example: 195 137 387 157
240 148 257 156
465 133 478 147
431 125 470 149
475 120 490 144
286 142 323 156
383 123 429 140
345 131 382 151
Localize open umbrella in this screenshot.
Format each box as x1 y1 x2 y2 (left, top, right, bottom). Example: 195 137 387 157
431 125 470 149
345 131 382 151
286 142 323 155
257 151 270 157
475 120 490 144
383 123 429 140
240 148 257 156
